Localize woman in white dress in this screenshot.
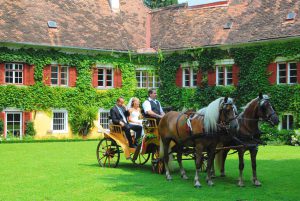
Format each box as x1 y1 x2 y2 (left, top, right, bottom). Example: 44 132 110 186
127 97 145 139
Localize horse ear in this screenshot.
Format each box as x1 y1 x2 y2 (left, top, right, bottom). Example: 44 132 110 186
224 97 228 103
259 92 263 99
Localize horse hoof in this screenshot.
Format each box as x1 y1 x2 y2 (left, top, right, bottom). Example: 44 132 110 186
220 173 226 177
166 176 173 181
253 180 262 186
181 175 189 180
194 184 202 188
237 181 245 187
208 181 214 186
211 174 216 178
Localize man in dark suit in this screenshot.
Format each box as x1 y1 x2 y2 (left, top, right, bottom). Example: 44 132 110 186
110 97 142 148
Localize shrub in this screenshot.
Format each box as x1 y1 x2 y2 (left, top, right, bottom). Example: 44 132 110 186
0 119 3 134
70 105 98 136
25 121 36 136
260 123 295 145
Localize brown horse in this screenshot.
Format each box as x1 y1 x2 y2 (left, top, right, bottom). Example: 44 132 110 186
159 97 238 187
215 93 279 186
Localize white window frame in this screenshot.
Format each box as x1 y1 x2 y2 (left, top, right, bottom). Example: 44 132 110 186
5 63 23 84
136 68 159 88
96 67 114 88
5 111 23 139
52 110 68 133
216 66 233 86
277 62 297 85
280 114 294 130
99 109 110 130
50 65 69 86
182 67 197 88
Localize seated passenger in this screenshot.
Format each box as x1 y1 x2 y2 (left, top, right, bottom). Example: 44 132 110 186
110 97 142 148
127 97 144 137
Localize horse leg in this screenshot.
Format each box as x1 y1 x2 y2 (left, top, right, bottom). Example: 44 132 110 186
163 138 172 181
177 147 188 180
210 157 216 178
237 149 245 187
220 149 230 177
250 146 261 186
206 147 215 186
194 143 203 188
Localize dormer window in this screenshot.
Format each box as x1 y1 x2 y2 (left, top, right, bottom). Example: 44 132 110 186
109 0 119 12
286 12 296 20
223 22 233 29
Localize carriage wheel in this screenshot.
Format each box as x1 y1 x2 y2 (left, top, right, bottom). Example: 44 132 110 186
151 147 164 174
132 153 151 165
96 138 120 168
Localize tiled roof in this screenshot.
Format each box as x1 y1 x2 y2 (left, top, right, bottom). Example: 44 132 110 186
0 0 149 51
151 0 300 50
0 0 300 52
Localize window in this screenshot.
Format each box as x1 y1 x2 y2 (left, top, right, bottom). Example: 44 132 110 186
136 70 159 88
52 110 68 132
183 68 197 87
51 65 68 86
281 114 294 130
6 112 22 139
99 109 110 129
216 66 232 86
97 68 113 88
5 63 23 84
277 62 297 84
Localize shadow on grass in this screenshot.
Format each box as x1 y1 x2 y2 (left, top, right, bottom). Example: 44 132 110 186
81 159 300 201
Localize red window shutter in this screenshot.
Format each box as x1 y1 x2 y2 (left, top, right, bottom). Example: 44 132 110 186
297 62 300 84
0 63 5 84
68 67 77 87
23 112 32 136
232 64 239 86
0 112 4 121
176 66 183 87
267 63 277 85
207 70 216 86
43 65 51 85
92 68 98 87
0 112 4 135
113 68 122 88
23 64 35 86
196 70 202 86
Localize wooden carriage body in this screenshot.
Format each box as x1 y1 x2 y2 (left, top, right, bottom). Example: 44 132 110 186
96 118 163 172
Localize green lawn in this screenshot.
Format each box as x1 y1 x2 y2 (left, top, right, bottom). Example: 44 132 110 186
0 141 299 201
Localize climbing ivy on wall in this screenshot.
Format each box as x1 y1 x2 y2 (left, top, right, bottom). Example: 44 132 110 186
0 38 299 135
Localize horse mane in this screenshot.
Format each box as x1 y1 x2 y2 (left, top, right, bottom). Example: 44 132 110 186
202 97 231 134
198 107 206 116
240 97 259 117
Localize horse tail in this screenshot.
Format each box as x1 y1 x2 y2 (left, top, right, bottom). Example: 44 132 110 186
215 148 223 173
159 138 174 171
159 138 164 158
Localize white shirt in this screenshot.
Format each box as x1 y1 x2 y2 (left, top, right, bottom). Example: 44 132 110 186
142 98 164 114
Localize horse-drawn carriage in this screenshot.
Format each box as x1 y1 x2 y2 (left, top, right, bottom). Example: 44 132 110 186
96 118 164 173
96 93 279 187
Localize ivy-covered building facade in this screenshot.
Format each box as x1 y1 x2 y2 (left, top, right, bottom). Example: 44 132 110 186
0 0 299 140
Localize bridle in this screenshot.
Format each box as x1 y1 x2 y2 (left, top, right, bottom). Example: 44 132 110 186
218 102 238 133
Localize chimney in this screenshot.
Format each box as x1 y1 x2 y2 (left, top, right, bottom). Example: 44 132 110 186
109 0 120 12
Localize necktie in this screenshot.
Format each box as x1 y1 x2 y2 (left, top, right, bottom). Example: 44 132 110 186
117 107 127 123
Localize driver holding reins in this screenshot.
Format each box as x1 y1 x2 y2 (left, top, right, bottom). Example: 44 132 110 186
142 88 165 124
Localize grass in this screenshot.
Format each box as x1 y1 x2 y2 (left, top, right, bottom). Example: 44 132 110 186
0 141 299 201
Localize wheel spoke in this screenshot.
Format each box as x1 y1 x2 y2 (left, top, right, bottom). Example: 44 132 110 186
103 156 108 166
